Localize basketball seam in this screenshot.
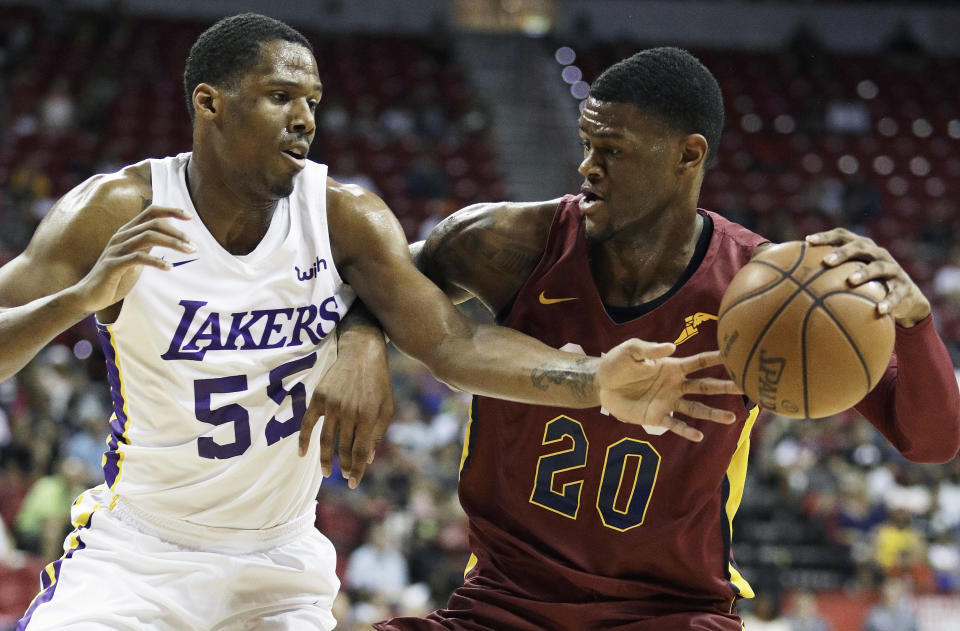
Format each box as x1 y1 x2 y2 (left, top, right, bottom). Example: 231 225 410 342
812 290 884 392
739 244 840 397
718 245 809 320
739 244 860 405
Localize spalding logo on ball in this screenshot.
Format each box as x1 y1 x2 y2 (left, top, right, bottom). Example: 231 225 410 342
717 241 894 419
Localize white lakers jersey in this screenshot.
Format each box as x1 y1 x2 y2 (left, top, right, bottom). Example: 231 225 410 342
95 153 354 530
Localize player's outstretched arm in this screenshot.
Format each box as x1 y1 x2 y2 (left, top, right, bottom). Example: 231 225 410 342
0 165 193 381
327 183 742 439
806 229 960 462
304 199 554 484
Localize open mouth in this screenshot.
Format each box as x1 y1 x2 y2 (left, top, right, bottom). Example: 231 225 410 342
282 148 307 169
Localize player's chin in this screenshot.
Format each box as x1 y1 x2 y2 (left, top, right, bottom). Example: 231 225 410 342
584 219 612 242
267 177 296 199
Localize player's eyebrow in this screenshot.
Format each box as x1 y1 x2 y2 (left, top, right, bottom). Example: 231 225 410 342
265 78 323 92
578 126 626 139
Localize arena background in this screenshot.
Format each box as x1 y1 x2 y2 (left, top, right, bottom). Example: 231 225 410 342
0 1 958 629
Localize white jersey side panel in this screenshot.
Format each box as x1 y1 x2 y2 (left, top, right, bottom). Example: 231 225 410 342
96 153 354 530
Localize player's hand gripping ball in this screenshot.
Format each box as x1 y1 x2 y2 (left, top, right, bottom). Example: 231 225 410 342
717 241 894 418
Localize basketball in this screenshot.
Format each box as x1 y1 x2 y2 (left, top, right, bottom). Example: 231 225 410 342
717 241 895 418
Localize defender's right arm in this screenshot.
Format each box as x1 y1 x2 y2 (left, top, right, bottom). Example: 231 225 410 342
0 164 193 380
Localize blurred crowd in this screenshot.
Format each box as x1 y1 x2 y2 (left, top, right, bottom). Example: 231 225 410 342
0 5 958 631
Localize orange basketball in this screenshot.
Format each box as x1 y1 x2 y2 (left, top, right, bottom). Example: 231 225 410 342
717 241 895 418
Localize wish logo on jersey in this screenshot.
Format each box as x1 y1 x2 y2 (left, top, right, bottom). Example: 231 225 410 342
161 297 342 361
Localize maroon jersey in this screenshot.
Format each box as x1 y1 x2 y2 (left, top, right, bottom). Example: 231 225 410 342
377 197 960 631
458 197 765 615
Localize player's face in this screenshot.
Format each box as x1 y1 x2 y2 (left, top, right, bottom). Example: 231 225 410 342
217 40 321 199
577 98 686 242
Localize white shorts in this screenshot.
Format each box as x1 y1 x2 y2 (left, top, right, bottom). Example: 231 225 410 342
18 487 340 630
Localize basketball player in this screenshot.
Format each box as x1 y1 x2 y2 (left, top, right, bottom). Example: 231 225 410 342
373 48 960 631
0 18 743 631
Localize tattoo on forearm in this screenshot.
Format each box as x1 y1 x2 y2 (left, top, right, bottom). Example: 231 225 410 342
530 358 593 400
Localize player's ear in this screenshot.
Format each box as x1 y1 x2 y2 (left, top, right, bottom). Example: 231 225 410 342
678 133 708 173
193 83 219 120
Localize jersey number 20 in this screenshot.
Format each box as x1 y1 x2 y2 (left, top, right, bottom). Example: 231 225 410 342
529 415 661 532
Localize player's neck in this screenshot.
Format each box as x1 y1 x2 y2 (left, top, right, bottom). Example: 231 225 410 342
186 155 278 255
590 209 703 307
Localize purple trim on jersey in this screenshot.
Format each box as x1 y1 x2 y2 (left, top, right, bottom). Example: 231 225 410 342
16 535 88 629
97 324 129 487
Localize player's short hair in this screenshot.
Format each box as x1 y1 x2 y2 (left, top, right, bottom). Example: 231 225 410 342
590 47 724 167
183 13 313 122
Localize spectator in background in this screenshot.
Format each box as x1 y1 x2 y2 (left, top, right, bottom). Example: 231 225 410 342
884 465 933 516
932 460 960 534
0 445 33 532
873 508 927 579
933 245 960 308
824 100 870 136
345 520 411 604
927 529 960 592
740 593 792 631
330 155 380 196
38 76 75 133
405 154 447 199
843 173 883 232
787 590 832 631
13 457 87 561
884 20 925 71
862 577 919 631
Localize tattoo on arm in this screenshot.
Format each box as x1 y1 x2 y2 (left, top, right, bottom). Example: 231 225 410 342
530 357 594 400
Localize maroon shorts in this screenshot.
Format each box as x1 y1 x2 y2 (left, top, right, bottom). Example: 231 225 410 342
373 583 744 631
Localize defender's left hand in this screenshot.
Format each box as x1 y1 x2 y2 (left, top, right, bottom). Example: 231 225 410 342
299 333 394 489
597 340 743 442
806 228 931 327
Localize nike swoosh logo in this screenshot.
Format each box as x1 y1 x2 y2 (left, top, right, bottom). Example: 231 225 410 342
538 291 578 305
172 258 198 267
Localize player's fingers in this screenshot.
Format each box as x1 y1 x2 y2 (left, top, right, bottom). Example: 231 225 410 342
117 218 196 249
132 204 192 223
677 350 724 374
805 227 856 247
821 241 884 269
845 260 895 287
114 230 196 256
318 417 339 479
666 417 704 443
616 339 674 363
109 251 170 271
674 399 738 424
681 377 743 397
300 395 325 457
878 285 904 316
338 418 356 483
348 433 381 489
636 341 675 361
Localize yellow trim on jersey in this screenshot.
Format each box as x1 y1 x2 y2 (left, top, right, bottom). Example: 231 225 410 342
463 552 478 578
725 405 759 599
107 324 132 490
458 400 475 476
